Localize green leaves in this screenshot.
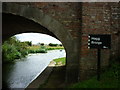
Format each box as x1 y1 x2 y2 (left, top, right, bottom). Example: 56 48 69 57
2 36 28 63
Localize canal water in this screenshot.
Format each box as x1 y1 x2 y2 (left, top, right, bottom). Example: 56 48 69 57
3 50 66 88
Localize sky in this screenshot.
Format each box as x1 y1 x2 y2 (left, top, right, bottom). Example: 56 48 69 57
15 33 62 45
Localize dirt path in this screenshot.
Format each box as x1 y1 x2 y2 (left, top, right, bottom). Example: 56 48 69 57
39 66 66 88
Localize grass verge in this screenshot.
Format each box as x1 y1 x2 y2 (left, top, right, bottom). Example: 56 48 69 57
69 63 120 88
53 57 66 66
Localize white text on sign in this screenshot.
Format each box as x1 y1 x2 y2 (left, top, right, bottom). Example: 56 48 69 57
91 37 100 41
91 41 102 45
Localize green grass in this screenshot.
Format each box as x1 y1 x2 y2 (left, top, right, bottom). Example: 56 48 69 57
69 63 120 88
47 47 64 50
47 46 64 50
53 57 66 66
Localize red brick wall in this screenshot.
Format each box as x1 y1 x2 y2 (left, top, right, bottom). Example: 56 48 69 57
80 2 119 80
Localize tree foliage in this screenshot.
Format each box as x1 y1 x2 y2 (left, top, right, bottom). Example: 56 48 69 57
2 36 28 63
48 43 58 47
23 41 32 46
40 43 44 46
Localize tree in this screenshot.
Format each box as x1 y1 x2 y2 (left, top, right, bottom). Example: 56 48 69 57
22 41 32 46
59 44 63 46
49 43 58 47
2 36 28 63
40 43 44 46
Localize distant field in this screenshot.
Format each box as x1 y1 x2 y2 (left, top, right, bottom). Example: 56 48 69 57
27 45 64 50
27 45 40 50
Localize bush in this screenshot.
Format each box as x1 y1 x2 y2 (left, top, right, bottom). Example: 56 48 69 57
40 43 44 46
2 43 18 62
48 43 58 47
2 36 29 63
14 52 22 59
36 49 47 53
59 44 63 46
28 49 47 53
28 49 36 53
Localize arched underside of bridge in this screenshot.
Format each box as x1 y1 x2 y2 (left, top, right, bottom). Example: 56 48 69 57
2 3 80 84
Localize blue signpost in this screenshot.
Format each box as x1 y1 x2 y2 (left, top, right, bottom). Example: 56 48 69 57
88 34 111 81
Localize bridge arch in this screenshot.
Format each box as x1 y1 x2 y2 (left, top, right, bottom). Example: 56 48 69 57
2 3 73 50
2 2 80 84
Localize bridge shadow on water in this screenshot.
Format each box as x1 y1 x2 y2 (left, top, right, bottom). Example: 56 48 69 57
26 65 66 89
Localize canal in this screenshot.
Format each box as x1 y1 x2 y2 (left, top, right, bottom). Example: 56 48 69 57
3 50 66 88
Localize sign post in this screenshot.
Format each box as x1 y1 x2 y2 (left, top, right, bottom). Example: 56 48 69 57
97 49 101 81
88 34 111 81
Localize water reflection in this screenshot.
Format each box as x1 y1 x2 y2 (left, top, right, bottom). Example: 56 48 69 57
3 50 66 88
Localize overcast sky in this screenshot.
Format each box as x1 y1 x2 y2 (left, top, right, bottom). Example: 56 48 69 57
15 33 61 44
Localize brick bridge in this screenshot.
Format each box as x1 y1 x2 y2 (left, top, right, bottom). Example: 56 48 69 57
2 2 120 84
